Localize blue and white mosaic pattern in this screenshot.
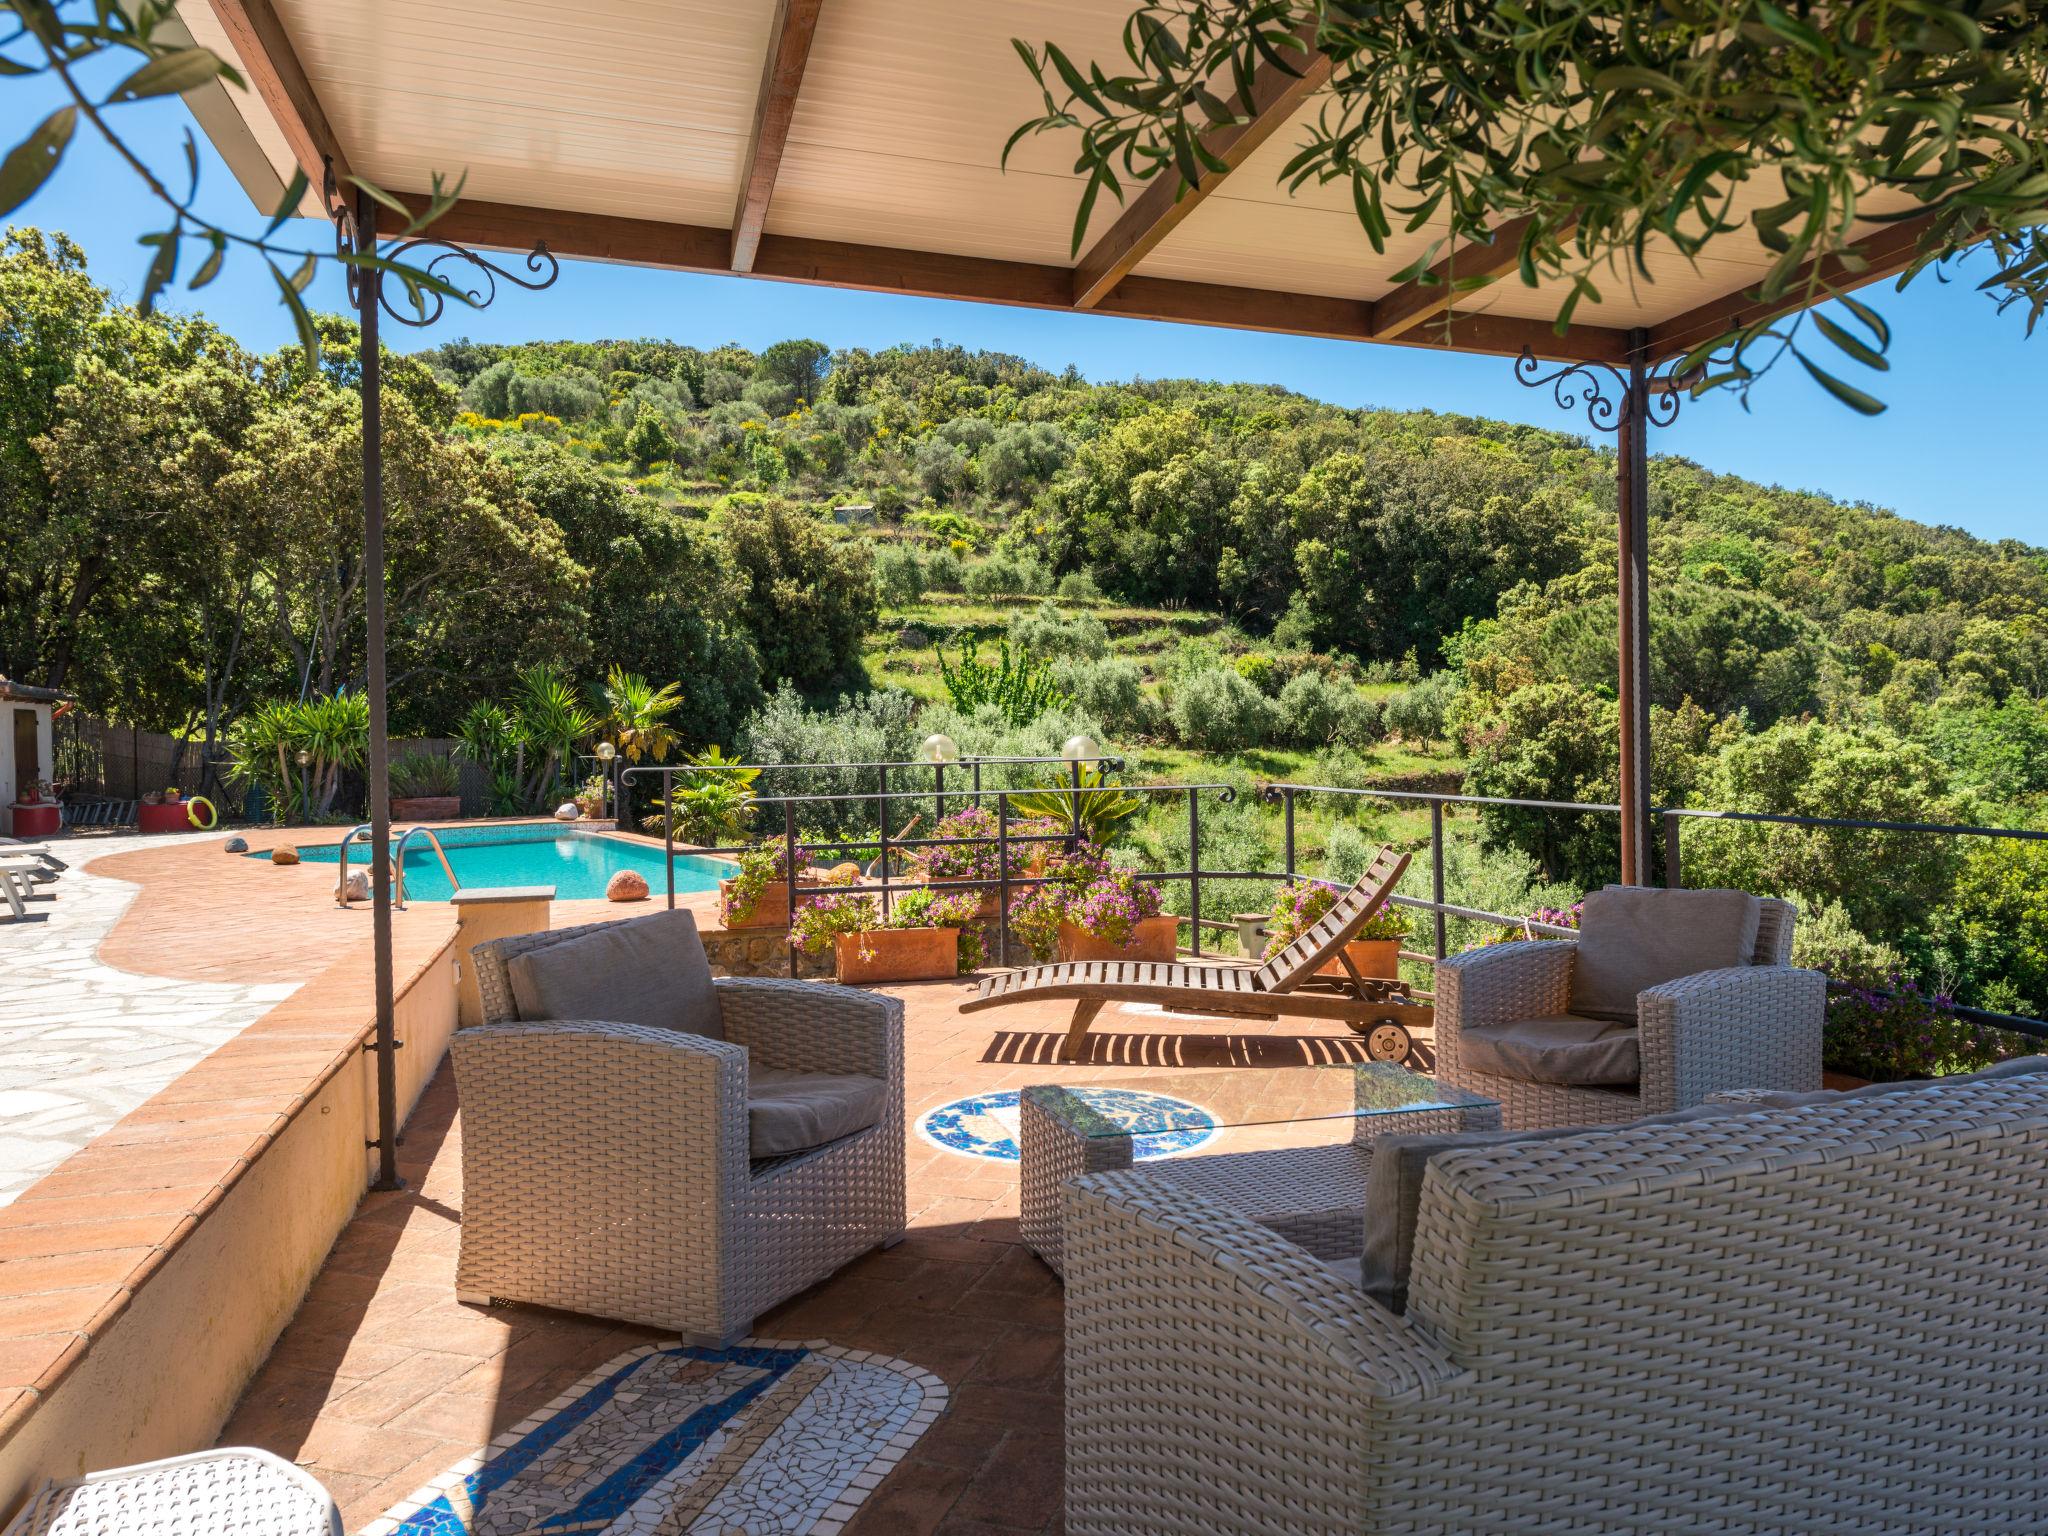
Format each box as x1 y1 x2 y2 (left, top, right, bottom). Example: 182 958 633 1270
362 1339 945 1536
917 1087 1216 1163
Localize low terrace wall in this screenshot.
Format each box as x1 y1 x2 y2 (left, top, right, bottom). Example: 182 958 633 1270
0 915 459 1519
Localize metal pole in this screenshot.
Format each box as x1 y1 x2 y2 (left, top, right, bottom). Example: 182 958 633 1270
1663 810 1682 889
933 761 944 828
1616 328 1654 886
1282 788 1297 878
1067 757 1081 850
784 800 800 977
662 768 675 910
358 193 401 1194
996 791 1010 968
1429 800 1448 961
1187 786 1202 957
876 763 890 921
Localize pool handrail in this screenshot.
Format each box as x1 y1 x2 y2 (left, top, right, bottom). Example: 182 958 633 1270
335 824 461 910
391 826 461 910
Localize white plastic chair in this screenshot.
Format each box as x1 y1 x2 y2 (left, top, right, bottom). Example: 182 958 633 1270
1 1449 341 1536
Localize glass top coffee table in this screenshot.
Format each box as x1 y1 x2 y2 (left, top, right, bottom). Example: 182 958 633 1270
1018 1063 1500 1275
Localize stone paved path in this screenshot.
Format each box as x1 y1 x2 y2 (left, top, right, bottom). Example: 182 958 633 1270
0 833 299 1206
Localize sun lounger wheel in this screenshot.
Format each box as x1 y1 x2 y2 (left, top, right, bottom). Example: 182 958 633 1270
1364 1020 1412 1064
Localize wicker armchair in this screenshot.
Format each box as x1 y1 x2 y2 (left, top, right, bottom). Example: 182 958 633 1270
1061 1071 2048 1536
1435 895 1822 1129
455 921 904 1345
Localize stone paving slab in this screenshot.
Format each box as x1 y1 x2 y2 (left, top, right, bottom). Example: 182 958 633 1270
0 833 300 1208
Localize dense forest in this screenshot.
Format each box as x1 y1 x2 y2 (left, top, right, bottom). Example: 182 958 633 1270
5 226 2046 1029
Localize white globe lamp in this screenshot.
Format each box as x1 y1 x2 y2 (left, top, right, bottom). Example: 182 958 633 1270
920 733 960 764
1061 733 1098 764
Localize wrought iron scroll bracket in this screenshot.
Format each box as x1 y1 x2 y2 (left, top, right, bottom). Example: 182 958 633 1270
1511 347 1688 434
323 158 559 327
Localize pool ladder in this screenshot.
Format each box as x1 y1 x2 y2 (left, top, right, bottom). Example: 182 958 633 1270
336 824 460 911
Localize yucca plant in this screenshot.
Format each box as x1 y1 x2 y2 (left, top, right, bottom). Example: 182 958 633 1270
1009 763 1146 845
512 664 599 809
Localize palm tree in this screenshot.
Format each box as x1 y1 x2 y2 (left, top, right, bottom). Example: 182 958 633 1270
596 667 684 764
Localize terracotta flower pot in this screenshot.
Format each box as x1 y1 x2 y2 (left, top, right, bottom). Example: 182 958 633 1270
1057 914 1179 964
391 795 461 821
720 874 823 930
1315 937 1402 980
833 926 959 984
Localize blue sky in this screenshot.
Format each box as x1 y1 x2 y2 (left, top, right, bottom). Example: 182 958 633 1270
7 75 2046 547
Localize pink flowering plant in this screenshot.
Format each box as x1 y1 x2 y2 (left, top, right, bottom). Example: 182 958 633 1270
1822 976 2031 1082
1467 901 1584 950
1009 841 1163 962
789 887 984 972
1263 881 1407 958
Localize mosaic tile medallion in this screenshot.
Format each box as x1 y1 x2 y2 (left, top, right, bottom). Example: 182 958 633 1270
360 1339 945 1536
916 1087 1217 1163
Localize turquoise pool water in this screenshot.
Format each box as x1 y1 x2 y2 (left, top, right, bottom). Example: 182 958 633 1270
257 827 734 902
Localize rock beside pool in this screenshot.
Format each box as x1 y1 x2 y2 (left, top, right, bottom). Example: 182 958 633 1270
223 836 248 853
553 801 580 821
270 846 300 866
344 870 370 902
607 869 649 902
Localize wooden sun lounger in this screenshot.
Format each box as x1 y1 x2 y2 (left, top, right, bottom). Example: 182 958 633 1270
962 846 1417 1060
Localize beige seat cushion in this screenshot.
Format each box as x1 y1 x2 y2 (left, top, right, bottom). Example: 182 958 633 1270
1361 1102 1757 1314
1460 1013 1641 1087
748 1069 887 1159
1570 887 1762 1022
504 907 722 1039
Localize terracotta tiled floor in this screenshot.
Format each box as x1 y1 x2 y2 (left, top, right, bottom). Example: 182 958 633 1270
220 976 1391 1534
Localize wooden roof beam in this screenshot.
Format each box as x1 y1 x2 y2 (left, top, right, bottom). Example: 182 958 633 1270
730 0 826 273
1069 27 1331 311
203 0 351 210
416 195 1631 365
1370 212 1562 340
1646 211 1942 362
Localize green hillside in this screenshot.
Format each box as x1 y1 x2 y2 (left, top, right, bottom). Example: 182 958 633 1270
6 226 2046 1036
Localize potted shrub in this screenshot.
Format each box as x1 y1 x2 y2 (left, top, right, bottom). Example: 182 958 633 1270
909 806 1005 917
791 888 985 984
1265 881 1410 979
1822 977 2031 1084
719 844 827 929
573 772 609 820
1012 843 1176 963
390 751 463 821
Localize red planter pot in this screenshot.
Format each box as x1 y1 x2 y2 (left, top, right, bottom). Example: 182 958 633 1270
7 802 60 839
832 926 959 984
1056 915 1180 964
137 801 194 835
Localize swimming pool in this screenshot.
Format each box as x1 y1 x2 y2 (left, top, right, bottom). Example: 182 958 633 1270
257 824 735 902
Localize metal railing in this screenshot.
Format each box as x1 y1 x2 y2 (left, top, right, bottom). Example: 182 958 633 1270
336 822 461 910
1263 781 2048 1042
617 760 2048 1042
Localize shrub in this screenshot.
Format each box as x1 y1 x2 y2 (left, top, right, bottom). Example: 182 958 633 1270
923 546 966 591
1275 670 1355 747
740 684 922 837
1382 671 1460 746
791 889 985 972
963 547 1051 596
1007 601 1110 661
1055 657 1151 738
1792 900 1908 987
1823 980 2033 1082
1170 666 1275 752
875 543 927 607
1055 569 1100 600
1233 652 1279 696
